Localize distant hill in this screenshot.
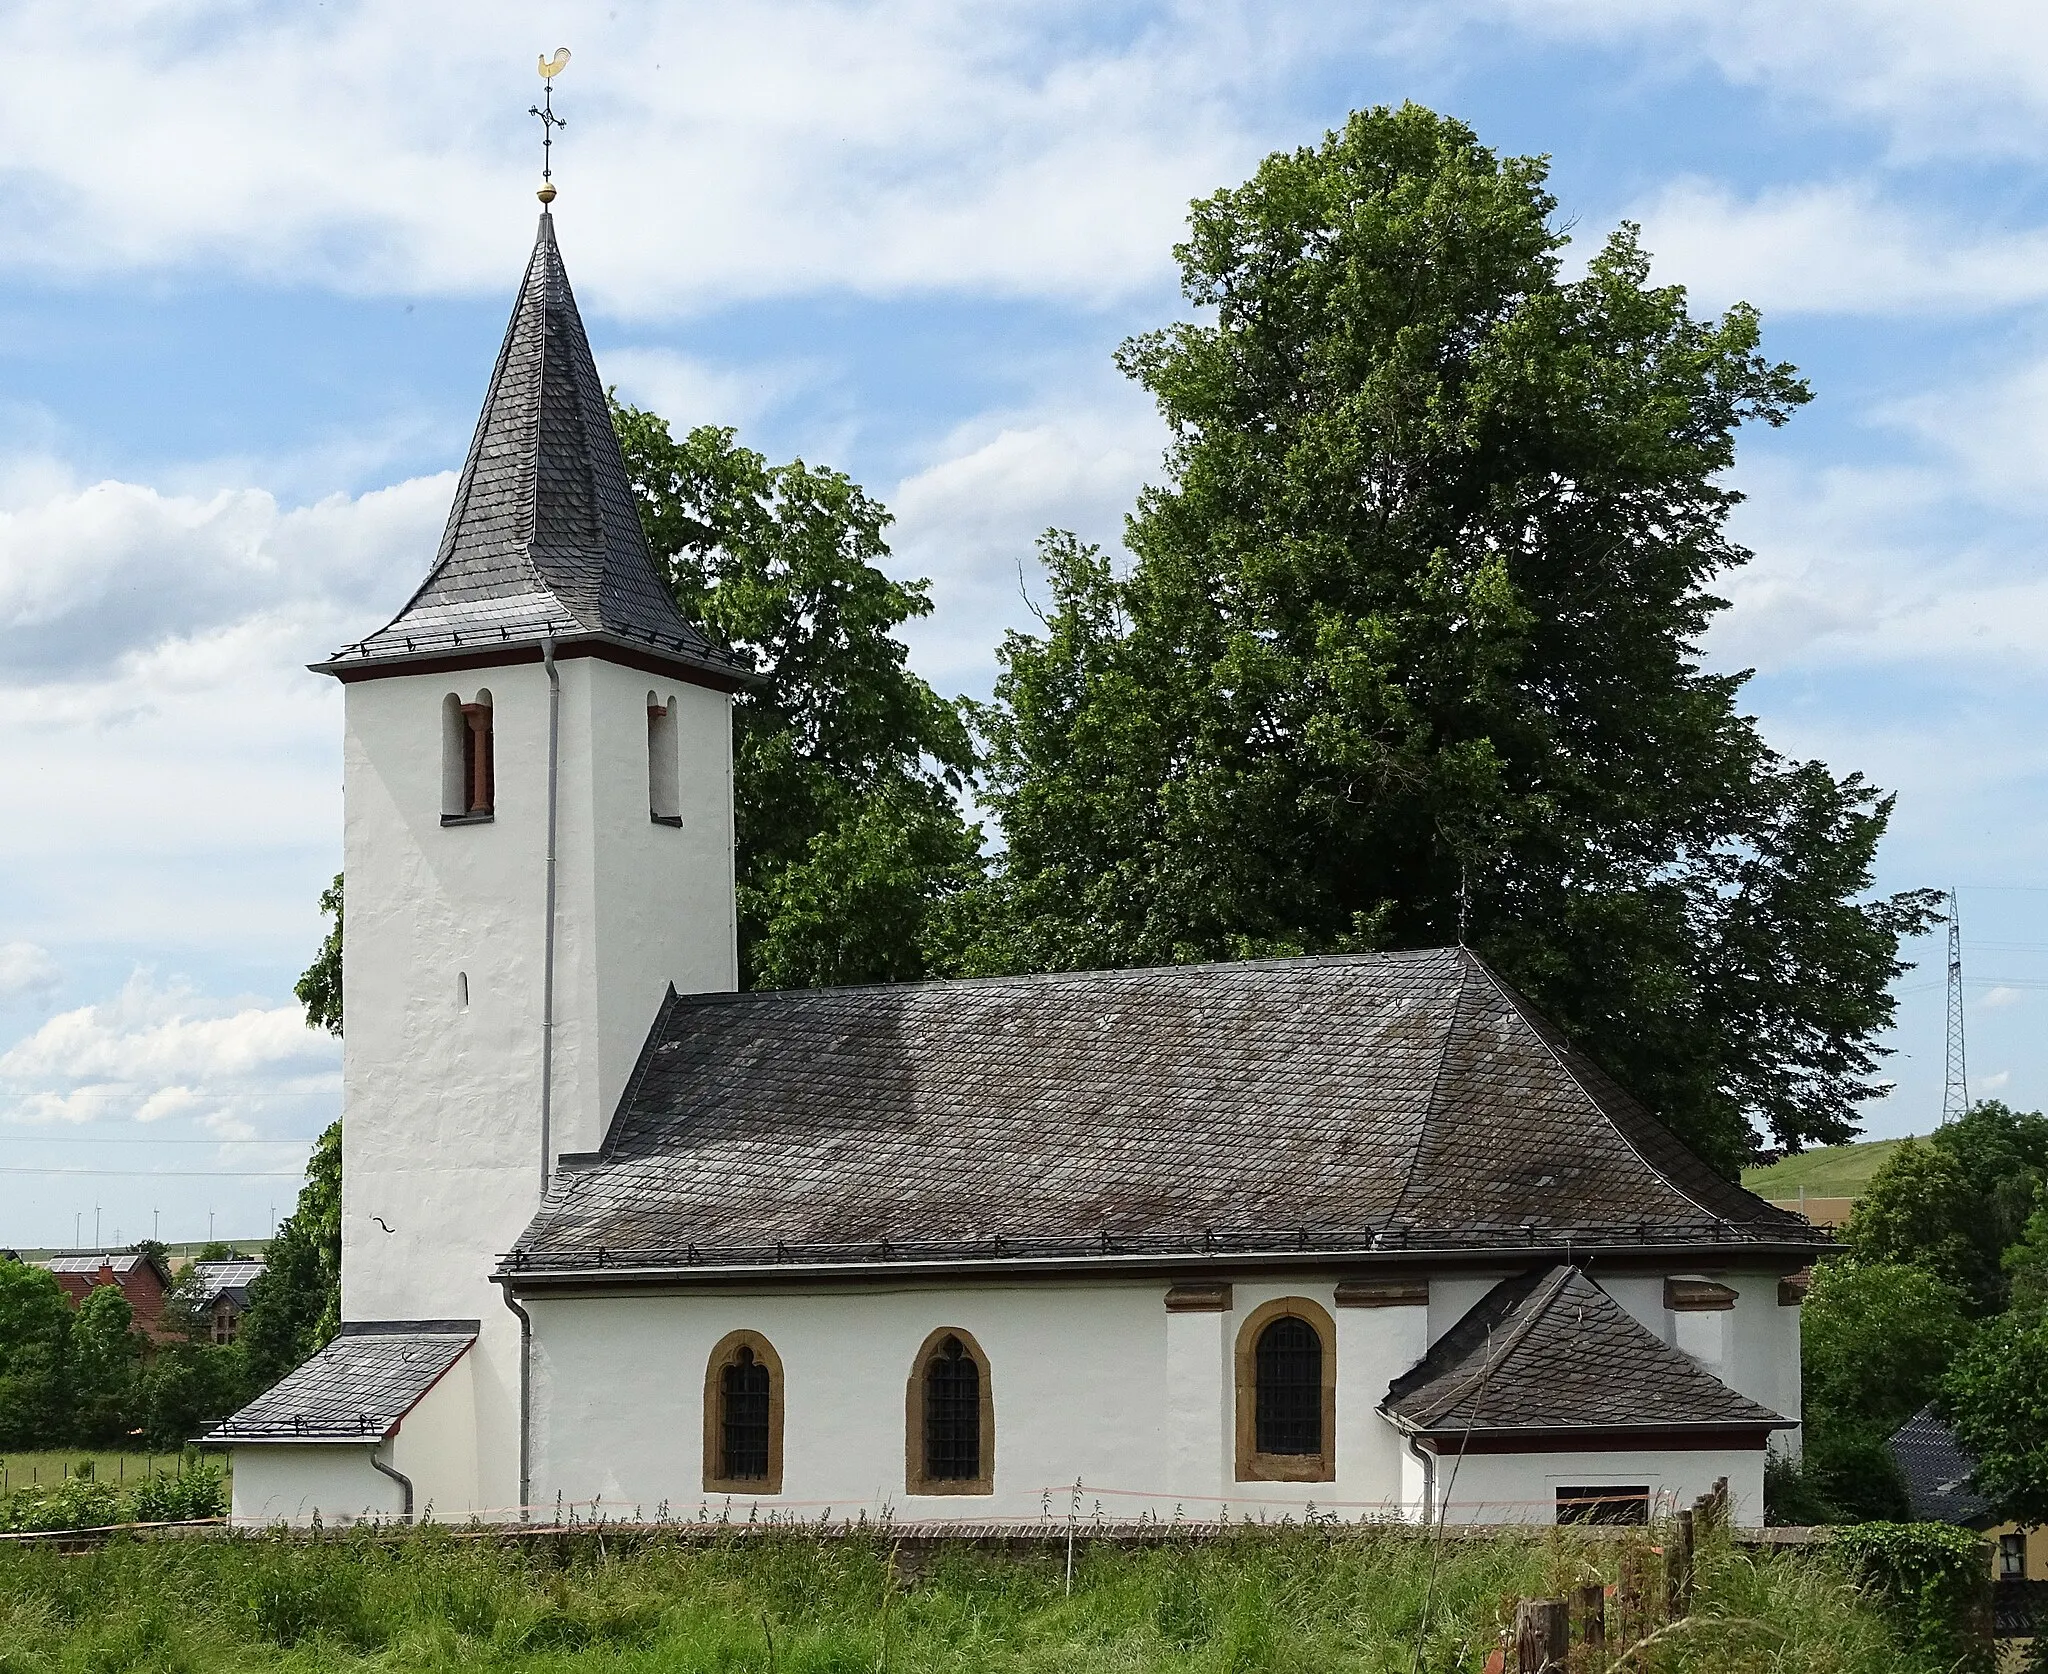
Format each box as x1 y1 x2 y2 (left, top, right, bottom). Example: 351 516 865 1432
1742 1136 1914 1203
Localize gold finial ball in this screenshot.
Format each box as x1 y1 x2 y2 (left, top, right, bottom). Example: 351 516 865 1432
537 181 558 204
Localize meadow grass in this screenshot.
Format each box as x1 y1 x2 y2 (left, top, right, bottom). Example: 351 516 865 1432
1741 1138 1914 1202
0 1452 228 1497
0 1519 1948 1674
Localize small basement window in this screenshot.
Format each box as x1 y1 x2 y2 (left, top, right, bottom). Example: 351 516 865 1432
649 692 680 825
442 691 495 824
1556 1485 1650 1526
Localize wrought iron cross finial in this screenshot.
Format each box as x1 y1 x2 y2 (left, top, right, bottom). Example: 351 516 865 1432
530 47 571 203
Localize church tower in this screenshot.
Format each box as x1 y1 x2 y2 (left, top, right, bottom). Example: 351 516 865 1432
309 207 748 1513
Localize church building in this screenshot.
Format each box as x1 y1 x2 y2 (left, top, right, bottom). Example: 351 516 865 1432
210 202 1826 1530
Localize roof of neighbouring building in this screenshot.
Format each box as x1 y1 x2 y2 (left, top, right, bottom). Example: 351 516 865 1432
42 1252 165 1278
1382 1263 1790 1437
189 1258 266 1309
503 947 1827 1279
314 212 749 689
1890 1405 1997 1527
204 1323 478 1445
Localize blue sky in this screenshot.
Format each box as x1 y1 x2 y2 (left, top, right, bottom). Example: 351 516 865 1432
5 0 2047 1248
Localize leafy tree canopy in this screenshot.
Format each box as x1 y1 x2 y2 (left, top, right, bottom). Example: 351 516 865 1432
1840 1104 2048 1313
948 104 1939 1170
613 411 983 989
237 1121 341 1394
1946 1312 2048 1528
1803 1259 1975 1437
295 874 342 1036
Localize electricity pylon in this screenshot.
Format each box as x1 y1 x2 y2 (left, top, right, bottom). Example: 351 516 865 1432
1942 889 1969 1124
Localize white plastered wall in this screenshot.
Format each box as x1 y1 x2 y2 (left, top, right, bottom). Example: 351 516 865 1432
387 1347 480 1522
1434 1446 1766 1527
231 1446 403 1527
338 652 736 1517
530 1276 1446 1523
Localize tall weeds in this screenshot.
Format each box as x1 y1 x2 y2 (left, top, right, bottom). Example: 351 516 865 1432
0 1523 1962 1674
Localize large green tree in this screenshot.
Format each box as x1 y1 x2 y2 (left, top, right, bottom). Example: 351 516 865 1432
237 1120 342 1394
0 1260 71 1448
613 413 983 989
949 104 1938 1169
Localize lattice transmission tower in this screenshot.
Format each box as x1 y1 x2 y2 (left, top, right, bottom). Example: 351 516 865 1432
1942 888 1969 1124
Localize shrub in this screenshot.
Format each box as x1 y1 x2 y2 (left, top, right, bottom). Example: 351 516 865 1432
1833 1520 1992 1674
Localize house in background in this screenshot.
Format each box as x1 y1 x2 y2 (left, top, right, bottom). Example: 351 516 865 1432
39 1251 176 1343
186 1258 268 1345
1891 1405 2046 1664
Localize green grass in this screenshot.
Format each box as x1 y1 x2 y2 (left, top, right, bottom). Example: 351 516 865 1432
0 1451 229 1498
0 1522 1949 1674
1742 1137 1915 1202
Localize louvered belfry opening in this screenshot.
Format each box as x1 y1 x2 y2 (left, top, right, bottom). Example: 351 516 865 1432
460 702 494 815
1254 1315 1323 1455
720 1346 771 1480
923 1335 981 1481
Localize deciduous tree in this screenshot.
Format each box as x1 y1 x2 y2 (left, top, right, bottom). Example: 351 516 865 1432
951 104 1938 1170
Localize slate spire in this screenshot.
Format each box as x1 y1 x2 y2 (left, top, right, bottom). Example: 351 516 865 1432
319 211 745 684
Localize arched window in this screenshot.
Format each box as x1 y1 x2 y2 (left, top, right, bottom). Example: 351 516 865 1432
648 692 681 825
906 1327 993 1495
441 690 494 824
702 1330 783 1493
1234 1297 1335 1482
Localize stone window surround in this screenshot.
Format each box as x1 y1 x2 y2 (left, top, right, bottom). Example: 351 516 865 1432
701 1328 785 1495
1233 1295 1338 1484
904 1325 995 1497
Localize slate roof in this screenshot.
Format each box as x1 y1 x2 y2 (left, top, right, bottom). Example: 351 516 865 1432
316 212 748 688
205 1323 476 1444
504 947 1826 1278
1890 1405 1996 1526
1382 1264 1789 1437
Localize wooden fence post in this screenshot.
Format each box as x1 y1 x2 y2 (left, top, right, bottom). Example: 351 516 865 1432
1666 1509 1695 1619
1617 1547 1646 1647
1515 1599 1569 1673
1575 1581 1606 1666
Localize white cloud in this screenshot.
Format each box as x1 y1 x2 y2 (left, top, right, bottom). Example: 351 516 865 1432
1488 0 2048 157
0 0 1375 313
0 971 338 1129
890 390 1165 690
1976 1070 2013 1094
1982 986 2025 1010
0 943 60 1005
1632 179 2048 316
602 348 816 434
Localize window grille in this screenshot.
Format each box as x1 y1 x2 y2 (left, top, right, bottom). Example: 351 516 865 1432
1555 1485 1650 1526
1254 1315 1322 1455
923 1335 981 1481
720 1346 771 1481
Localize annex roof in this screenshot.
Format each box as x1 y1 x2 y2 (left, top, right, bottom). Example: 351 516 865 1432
315 212 747 689
205 1322 476 1445
1890 1405 1996 1527
504 947 1825 1281
1381 1264 1789 1440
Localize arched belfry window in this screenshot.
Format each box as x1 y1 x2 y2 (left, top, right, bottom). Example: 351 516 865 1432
1234 1297 1335 1482
441 690 494 824
648 692 681 825
702 1330 783 1493
906 1327 993 1495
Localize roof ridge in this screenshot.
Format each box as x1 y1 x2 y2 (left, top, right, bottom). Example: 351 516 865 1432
1465 955 1726 1228
1416 1264 1575 1428
1394 947 1485 1222
660 947 1462 1011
